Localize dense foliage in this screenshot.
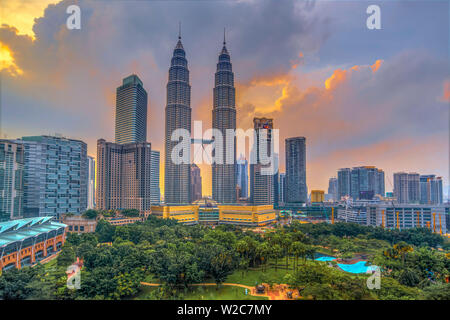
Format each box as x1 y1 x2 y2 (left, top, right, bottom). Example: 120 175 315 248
0 217 448 300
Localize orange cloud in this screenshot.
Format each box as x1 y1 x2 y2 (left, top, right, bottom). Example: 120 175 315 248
0 41 23 75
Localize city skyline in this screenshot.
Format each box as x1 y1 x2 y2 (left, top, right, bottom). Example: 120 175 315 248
1 1 448 198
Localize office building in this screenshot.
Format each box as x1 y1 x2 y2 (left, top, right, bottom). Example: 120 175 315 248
212 33 237 204
190 164 202 202
278 173 286 205
115 74 148 144
337 168 351 200
250 118 274 205
150 150 161 204
236 157 248 199
285 137 307 203
164 32 191 204
19 135 88 218
328 177 338 201
0 140 24 221
311 190 325 203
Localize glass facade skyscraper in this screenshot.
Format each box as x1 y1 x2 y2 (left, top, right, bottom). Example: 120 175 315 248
285 137 307 203
150 150 161 204
115 74 148 144
0 140 24 221
212 35 237 204
164 34 192 204
87 156 95 209
236 157 248 199
18 135 88 218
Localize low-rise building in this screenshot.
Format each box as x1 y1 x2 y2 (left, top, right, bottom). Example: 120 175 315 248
366 204 448 233
60 214 97 233
151 202 276 227
0 217 67 271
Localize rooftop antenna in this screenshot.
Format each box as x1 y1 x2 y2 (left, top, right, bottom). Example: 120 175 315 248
178 21 181 40
223 27 226 45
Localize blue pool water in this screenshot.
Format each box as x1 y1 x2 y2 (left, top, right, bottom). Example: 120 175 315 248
337 261 378 274
315 256 336 262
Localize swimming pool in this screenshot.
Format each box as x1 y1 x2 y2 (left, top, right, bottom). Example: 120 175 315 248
337 261 378 274
315 256 336 262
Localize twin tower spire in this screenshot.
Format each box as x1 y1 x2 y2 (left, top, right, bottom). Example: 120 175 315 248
164 26 237 205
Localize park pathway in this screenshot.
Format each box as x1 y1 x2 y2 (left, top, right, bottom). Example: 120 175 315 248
140 282 298 300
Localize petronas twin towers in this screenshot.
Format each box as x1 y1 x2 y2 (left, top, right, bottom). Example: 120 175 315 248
164 31 237 204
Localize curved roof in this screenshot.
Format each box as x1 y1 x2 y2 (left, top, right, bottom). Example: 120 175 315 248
0 217 67 247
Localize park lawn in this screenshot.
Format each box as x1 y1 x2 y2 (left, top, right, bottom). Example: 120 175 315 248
184 286 267 300
134 284 267 300
226 258 302 287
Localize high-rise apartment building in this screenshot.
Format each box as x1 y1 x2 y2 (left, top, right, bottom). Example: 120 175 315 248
115 74 148 144
285 137 307 203
250 118 274 205
328 177 338 201
420 175 443 204
236 157 248 199
350 166 385 200
164 33 191 204
393 172 420 204
0 140 24 221
337 168 351 200
212 34 237 204
87 156 95 209
96 139 152 213
19 135 88 218
190 164 202 202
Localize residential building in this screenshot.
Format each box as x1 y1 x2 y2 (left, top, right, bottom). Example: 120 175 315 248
393 172 420 204
96 139 152 215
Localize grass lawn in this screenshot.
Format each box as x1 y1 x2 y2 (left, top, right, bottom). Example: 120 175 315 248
135 284 267 300
226 258 302 286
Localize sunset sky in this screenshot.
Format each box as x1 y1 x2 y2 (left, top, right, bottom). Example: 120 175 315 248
1 0 448 197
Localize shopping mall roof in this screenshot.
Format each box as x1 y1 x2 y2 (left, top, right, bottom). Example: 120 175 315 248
0 217 67 247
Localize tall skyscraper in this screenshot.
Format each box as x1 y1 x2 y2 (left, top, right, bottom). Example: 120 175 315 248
115 74 148 144
285 137 307 203
0 140 24 221
190 164 202 202
420 174 443 204
394 172 420 204
19 135 88 218
350 166 385 200
328 177 338 201
96 139 152 213
212 32 237 204
250 118 274 205
87 156 95 209
236 156 248 199
164 31 191 204
150 150 161 204
337 168 351 200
